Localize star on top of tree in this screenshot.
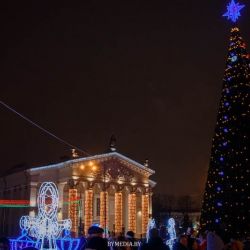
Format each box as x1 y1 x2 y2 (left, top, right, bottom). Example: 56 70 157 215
223 0 245 23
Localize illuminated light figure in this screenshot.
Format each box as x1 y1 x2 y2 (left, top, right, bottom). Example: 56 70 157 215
10 216 41 249
166 218 176 250
29 182 71 249
223 0 245 23
10 182 80 250
146 218 156 243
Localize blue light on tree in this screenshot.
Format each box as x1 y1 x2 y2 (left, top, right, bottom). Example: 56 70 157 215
217 202 223 207
231 55 238 62
223 0 245 23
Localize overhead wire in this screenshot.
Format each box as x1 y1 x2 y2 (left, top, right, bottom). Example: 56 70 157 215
0 100 90 156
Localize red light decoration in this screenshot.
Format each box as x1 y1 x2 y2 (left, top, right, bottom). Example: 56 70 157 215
0 200 30 205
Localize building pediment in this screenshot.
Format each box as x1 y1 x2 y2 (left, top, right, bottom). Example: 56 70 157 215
29 152 155 180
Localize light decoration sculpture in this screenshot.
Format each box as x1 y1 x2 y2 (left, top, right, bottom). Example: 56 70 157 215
166 218 176 250
146 218 156 243
10 182 80 250
223 0 245 23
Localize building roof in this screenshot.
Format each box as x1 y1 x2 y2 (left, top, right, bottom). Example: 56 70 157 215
28 151 155 176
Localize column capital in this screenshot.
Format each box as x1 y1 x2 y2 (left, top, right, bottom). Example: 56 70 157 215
68 179 77 189
115 184 124 192
86 181 95 190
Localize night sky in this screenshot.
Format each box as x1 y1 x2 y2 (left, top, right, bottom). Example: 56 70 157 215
0 1 249 197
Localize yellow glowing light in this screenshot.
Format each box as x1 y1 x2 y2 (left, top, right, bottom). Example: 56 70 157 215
84 189 93 235
80 165 85 170
100 191 108 230
89 161 94 167
68 189 78 234
92 165 97 171
87 177 94 181
115 192 123 233
128 193 136 232
142 194 149 234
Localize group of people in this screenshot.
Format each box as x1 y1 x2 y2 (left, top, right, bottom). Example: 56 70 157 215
82 226 250 250
1 226 250 250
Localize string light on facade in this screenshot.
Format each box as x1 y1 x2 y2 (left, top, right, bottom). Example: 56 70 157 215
84 189 93 235
68 189 78 234
128 193 136 232
115 192 123 233
142 194 149 235
100 191 109 230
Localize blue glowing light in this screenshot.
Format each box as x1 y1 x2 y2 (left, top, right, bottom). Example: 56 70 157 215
224 128 229 133
217 186 222 191
223 142 228 146
225 102 230 107
224 115 228 120
220 157 224 161
166 218 176 250
231 55 238 62
215 218 220 223
217 202 223 207
223 0 245 23
219 171 224 176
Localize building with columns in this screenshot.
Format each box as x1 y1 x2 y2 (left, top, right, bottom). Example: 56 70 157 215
0 151 156 237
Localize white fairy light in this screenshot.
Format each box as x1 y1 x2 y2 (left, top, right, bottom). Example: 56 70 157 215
166 218 176 250
146 218 156 243
24 182 71 250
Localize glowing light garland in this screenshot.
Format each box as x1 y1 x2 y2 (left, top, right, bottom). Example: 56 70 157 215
166 218 176 250
0 205 30 208
0 200 30 205
142 194 149 235
128 193 136 232
10 182 80 250
68 189 78 234
115 192 122 233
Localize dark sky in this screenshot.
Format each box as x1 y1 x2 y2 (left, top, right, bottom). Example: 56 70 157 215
0 1 249 197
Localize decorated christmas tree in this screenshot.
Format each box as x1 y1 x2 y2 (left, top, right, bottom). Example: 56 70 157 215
201 0 250 239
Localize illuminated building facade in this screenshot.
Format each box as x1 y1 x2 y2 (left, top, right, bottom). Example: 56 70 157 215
0 151 155 237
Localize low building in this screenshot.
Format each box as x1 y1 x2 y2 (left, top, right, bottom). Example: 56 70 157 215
0 149 156 237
